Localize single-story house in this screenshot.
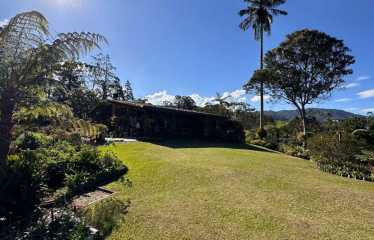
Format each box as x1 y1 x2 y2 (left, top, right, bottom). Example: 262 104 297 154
92 100 245 143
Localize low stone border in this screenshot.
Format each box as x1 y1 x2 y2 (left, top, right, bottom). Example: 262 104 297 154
72 187 115 210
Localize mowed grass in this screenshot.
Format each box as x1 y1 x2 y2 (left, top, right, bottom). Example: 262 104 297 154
103 141 374 240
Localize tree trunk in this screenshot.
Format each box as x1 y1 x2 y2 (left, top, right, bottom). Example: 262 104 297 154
259 25 264 130
300 106 307 148
0 93 15 170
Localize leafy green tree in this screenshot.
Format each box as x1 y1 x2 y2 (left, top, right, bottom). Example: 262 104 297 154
246 29 355 146
174 95 196 110
213 92 231 109
49 60 101 119
51 61 86 102
91 53 117 100
367 112 374 131
112 77 126 101
201 93 253 122
239 0 287 130
124 80 134 101
161 100 175 107
0 11 105 169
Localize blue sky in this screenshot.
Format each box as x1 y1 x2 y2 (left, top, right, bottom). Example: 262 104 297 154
1 0 374 114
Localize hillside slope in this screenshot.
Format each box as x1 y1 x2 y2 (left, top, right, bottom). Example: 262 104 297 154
265 108 361 122
104 141 374 240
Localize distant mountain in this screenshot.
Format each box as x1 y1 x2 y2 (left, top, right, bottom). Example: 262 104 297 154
265 108 362 122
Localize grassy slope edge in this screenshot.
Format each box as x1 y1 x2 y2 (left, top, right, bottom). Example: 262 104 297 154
102 141 374 240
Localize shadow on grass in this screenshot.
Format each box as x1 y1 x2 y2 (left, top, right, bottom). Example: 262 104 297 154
147 139 276 153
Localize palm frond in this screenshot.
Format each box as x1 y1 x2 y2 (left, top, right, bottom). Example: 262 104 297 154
261 0 286 8
239 7 256 17
244 0 261 7
239 0 287 39
269 8 288 16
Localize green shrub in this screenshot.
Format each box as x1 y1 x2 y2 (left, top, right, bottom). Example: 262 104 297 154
245 130 256 144
15 132 53 150
67 132 83 146
17 210 93 240
309 132 372 180
246 128 279 150
352 129 374 146
84 198 130 238
256 128 268 139
64 146 126 195
2 133 127 237
279 144 310 159
65 172 92 193
0 158 42 224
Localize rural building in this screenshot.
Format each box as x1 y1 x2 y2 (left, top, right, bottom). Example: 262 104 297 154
93 100 245 143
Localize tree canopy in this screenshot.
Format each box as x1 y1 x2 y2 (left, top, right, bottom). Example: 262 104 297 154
245 29 355 145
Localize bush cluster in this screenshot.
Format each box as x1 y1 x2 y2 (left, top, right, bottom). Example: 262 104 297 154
278 144 310 159
1 131 127 234
16 209 94 240
309 132 373 180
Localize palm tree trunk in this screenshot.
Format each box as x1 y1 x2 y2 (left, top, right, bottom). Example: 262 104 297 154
259 26 264 130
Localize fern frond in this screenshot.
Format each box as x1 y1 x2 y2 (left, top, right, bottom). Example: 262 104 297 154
51 32 107 59
0 11 49 60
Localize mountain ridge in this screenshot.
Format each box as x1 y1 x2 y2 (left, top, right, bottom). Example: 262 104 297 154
264 108 362 122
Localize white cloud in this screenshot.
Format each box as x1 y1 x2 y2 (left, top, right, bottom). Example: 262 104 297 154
144 91 175 106
358 89 374 99
335 98 352 103
345 83 359 88
360 108 374 114
222 89 247 104
144 89 249 107
189 94 215 107
250 95 271 102
356 75 371 81
346 107 358 112
0 19 9 27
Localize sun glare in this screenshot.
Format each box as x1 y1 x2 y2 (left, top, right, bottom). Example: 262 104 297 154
48 0 82 7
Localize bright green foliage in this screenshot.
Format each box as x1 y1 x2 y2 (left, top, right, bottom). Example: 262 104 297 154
14 99 108 142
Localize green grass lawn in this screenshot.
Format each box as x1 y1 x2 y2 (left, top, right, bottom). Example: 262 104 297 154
103 141 374 240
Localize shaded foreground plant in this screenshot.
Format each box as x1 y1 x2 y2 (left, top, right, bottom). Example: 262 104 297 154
0 11 106 170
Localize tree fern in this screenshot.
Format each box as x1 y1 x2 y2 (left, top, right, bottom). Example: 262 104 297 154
0 11 106 167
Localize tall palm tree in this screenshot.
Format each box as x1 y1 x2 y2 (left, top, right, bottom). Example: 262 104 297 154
0 11 106 169
239 0 287 130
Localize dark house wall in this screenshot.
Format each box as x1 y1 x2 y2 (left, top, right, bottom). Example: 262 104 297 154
92 100 245 143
